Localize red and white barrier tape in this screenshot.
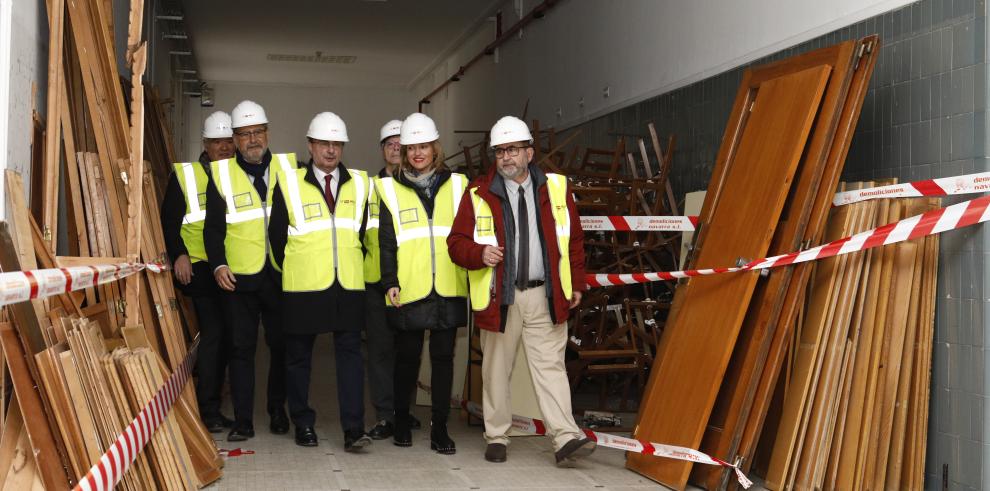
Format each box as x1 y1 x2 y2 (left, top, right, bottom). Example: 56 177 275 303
582 170 990 232
0 261 167 308
580 215 699 232
588 194 990 287
415 382 752 488
75 339 198 491
832 170 990 206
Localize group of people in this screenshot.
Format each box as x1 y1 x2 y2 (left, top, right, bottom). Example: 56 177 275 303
160 100 596 466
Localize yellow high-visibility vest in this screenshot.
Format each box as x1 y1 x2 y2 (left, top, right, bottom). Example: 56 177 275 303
173 161 210 263
375 174 468 305
272 162 368 292
467 173 572 311
210 154 295 274
363 178 382 283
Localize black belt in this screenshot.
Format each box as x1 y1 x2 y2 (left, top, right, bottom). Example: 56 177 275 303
518 280 545 290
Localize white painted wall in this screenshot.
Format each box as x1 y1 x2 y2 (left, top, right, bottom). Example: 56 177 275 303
183 82 415 172
412 0 917 148
2 0 46 222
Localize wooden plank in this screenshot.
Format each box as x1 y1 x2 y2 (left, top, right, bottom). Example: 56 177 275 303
34 344 88 479
42 0 66 253
627 64 832 489
0 322 71 489
57 349 102 466
763 203 857 489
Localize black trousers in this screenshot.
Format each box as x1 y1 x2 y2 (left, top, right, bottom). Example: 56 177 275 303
222 281 287 426
286 330 365 431
365 287 395 423
191 293 230 419
393 328 457 424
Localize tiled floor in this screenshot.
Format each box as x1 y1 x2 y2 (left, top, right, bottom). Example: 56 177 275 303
202 337 694 490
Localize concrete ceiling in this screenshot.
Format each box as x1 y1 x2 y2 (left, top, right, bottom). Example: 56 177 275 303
181 0 499 89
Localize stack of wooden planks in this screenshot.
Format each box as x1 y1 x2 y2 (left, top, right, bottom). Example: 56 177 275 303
751 190 940 490
0 0 221 487
628 35 882 490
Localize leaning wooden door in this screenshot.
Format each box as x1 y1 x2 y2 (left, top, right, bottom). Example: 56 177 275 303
626 65 832 489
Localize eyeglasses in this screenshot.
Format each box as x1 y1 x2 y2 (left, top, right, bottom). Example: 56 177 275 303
494 146 529 158
234 128 267 139
383 141 402 150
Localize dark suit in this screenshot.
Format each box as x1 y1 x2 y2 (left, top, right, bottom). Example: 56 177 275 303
268 160 367 432
160 152 230 421
203 150 288 427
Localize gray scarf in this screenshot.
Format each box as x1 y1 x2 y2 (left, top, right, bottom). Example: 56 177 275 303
402 167 438 197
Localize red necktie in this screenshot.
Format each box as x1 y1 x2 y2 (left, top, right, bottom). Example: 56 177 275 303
324 175 335 213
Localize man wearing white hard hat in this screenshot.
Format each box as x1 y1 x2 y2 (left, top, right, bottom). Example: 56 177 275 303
268 111 373 451
203 100 289 441
363 119 421 440
448 116 593 466
160 111 235 433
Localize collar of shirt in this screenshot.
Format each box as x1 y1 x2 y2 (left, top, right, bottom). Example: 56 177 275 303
504 173 532 197
312 165 340 193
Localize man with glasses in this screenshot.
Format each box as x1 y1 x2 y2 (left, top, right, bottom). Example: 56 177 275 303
363 120 422 439
447 116 594 466
204 100 289 441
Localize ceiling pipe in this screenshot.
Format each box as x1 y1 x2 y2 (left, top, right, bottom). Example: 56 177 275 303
417 0 562 112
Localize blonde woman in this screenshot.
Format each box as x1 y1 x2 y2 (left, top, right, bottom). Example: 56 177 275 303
376 113 468 454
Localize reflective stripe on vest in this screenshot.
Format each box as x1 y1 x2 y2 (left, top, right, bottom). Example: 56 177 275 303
363 179 383 283
210 154 293 274
467 173 573 311
275 163 368 292
467 188 497 311
375 174 468 305
173 161 210 263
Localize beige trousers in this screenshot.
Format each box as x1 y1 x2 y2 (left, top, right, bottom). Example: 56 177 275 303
480 287 581 451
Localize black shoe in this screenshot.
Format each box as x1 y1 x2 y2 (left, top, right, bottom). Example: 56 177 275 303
554 437 596 467
270 409 289 435
295 426 318 447
393 414 412 447
485 443 507 463
344 429 372 452
367 420 394 440
227 425 255 442
203 413 234 433
430 422 456 455
409 414 422 430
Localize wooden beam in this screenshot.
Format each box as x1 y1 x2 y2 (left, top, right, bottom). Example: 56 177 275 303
0 323 71 489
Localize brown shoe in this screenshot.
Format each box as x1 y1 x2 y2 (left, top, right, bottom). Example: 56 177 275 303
485 443 507 463
554 437 596 467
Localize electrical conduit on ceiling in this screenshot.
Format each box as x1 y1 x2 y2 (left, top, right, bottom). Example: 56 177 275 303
418 0 563 112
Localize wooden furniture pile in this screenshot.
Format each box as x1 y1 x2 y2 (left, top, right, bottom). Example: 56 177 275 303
627 36 895 490
0 0 221 488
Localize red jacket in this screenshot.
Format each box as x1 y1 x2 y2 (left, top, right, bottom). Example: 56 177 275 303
447 164 587 332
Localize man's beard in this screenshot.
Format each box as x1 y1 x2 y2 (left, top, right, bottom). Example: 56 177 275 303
242 145 266 162
497 163 523 180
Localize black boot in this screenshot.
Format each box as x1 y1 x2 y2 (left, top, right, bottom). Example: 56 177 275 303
430 420 455 455
393 413 412 447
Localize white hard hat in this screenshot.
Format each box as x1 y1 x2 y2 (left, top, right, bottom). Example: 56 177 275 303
202 111 233 139
230 100 269 128
400 113 440 145
307 112 349 142
489 116 533 147
380 119 403 143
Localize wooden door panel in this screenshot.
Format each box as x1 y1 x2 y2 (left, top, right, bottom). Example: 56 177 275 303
627 64 832 489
